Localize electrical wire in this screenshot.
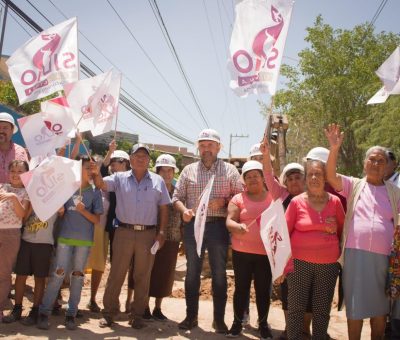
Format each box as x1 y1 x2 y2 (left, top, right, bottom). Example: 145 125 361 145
149 0 210 127
8 0 194 144
105 0 202 128
46 0 193 134
202 0 243 133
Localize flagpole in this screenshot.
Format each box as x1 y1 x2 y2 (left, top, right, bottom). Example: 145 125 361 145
76 129 92 161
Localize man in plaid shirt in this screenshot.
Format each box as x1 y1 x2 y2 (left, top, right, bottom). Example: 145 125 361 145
173 128 242 333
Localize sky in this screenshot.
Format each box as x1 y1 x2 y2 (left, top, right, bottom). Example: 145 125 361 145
1 0 399 158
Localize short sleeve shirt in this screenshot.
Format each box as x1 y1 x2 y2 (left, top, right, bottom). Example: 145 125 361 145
103 170 171 225
0 183 29 229
22 212 57 245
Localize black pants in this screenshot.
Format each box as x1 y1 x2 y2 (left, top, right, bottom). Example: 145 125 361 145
232 250 272 325
287 259 339 340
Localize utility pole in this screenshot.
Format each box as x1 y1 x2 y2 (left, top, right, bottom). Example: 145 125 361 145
228 133 249 160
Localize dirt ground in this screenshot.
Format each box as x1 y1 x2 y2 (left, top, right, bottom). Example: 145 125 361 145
0 254 373 339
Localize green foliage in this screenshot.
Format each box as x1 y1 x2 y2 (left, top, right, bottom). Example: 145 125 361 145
116 139 133 154
269 16 400 176
0 80 57 115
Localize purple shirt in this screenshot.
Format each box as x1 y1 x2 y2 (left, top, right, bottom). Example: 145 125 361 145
104 170 171 225
340 175 398 255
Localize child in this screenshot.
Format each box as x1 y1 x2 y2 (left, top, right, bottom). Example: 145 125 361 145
0 160 30 322
2 208 58 325
37 155 103 330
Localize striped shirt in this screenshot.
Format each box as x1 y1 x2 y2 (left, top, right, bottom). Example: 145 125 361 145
172 159 242 217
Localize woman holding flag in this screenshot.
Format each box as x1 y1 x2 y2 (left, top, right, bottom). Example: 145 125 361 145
226 160 279 339
284 155 344 340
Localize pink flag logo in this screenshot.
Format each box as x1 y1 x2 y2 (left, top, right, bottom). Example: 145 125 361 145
7 17 79 104
229 0 293 96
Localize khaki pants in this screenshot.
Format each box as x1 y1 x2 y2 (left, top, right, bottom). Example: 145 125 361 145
102 227 155 319
0 229 21 311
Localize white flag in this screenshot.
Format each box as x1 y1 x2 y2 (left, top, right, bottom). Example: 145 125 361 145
18 113 57 157
194 175 215 257
20 156 81 221
6 17 79 104
64 69 122 136
41 96 76 146
228 0 294 97
367 46 400 105
258 199 291 281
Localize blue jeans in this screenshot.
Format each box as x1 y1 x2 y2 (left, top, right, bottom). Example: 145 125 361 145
183 219 229 320
39 243 91 317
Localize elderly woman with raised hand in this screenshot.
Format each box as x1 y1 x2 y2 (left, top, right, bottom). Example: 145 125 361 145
285 156 345 340
259 138 307 339
226 160 278 339
325 124 400 340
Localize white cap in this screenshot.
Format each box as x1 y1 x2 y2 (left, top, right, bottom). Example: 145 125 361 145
241 160 263 183
249 143 262 158
197 128 221 144
0 112 18 134
155 154 179 173
305 147 329 163
279 163 304 185
110 150 130 161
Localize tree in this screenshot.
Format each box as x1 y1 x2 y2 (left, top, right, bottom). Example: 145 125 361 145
271 16 400 175
0 80 56 115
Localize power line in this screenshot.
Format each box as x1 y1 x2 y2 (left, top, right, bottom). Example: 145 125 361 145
4 0 194 144
370 0 388 26
149 0 210 127
46 0 194 134
45 0 198 135
202 0 243 133
105 0 202 129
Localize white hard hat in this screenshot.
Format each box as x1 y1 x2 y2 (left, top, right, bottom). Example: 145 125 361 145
241 160 263 183
305 147 329 163
155 154 179 173
110 150 130 161
0 112 18 134
197 128 221 144
279 163 304 185
249 143 262 158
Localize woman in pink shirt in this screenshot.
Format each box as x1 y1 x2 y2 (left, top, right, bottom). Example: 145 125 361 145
325 124 400 340
285 159 345 340
226 160 278 339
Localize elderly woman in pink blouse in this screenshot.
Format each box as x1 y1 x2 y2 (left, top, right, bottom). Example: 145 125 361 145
325 124 400 340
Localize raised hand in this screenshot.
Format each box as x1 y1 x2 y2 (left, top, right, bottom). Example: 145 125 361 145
109 139 117 153
259 136 270 156
324 124 344 150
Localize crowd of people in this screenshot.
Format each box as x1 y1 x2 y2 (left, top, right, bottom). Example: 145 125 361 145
0 111 400 340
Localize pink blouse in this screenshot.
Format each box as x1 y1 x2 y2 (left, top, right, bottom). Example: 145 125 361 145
285 193 345 264
340 175 398 256
230 192 274 255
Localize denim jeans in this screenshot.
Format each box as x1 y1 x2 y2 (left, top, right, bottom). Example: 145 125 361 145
183 219 229 320
39 243 91 317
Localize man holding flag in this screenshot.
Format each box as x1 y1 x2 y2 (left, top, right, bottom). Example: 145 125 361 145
173 129 242 333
